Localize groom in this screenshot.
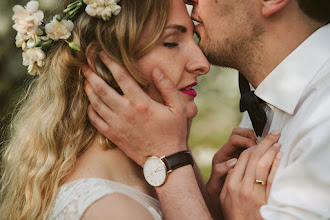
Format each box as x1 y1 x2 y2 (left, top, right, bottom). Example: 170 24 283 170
84 0 330 219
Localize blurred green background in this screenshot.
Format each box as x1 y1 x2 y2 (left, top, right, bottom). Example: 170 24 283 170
0 2 243 181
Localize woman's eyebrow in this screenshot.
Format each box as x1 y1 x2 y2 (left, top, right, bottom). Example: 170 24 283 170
164 24 187 33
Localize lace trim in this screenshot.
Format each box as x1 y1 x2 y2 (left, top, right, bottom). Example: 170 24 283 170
49 178 163 220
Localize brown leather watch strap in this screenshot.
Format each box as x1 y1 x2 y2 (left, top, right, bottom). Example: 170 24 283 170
162 150 194 171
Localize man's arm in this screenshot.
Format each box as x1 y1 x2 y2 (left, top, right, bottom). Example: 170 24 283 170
156 166 212 219
84 53 213 219
83 53 258 219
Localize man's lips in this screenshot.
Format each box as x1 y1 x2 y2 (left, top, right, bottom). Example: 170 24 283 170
180 82 198 97
194 24 202 38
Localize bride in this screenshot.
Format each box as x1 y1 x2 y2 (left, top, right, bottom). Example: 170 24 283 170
1 0 280 219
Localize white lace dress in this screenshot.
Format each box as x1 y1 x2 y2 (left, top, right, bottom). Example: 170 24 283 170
49 178 163 220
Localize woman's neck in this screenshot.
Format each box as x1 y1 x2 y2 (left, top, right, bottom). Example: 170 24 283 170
64 137 156 198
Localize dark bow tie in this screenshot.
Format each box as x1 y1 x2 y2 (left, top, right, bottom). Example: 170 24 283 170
239 72 267 137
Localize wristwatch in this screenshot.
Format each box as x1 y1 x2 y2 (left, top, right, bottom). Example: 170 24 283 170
143 150 194 187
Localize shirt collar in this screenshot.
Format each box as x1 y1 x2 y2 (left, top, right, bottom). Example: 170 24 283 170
255 23 330 115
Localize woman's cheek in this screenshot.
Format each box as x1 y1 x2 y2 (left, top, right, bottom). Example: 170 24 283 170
146 85 164 104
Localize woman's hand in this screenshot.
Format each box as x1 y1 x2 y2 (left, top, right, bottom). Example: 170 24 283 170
220 130 283 220
206 128 257 219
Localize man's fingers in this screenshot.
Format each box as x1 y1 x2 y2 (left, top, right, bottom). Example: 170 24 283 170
231 127 257 142
85 82 114 122
87 105 112 138
266 151 283 200
152 68 184 110
83 66 123 109
99 51 147 98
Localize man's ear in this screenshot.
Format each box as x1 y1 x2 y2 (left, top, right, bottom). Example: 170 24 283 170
85 43 98 73
262 0 289 17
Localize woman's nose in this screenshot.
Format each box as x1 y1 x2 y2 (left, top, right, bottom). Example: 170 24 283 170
186 44 210 76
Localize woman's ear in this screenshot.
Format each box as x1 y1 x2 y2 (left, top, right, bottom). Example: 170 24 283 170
85 43 98 73
262 0 289 17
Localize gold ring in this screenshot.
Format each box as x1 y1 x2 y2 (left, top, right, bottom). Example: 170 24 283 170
255 179 266 185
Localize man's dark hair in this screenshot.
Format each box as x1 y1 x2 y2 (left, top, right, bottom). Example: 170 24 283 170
297 0 330 23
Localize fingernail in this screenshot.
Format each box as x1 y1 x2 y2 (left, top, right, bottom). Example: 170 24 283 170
276 151 283 159
273 143 281 147
227 158 238 167
154 69 164 81
271 130 280 135
100 51 107 59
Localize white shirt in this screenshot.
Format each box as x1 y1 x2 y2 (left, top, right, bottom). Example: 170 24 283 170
240 23 330 220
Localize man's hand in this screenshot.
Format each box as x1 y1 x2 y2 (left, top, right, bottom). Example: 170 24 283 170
83 52 188 166
206 128 257 219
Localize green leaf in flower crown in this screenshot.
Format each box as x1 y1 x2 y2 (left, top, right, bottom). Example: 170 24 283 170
65 40 80 51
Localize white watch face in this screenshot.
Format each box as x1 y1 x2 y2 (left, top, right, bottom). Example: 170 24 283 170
143 156 167 187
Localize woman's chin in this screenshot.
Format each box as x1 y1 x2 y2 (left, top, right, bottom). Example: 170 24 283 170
186 103 198 119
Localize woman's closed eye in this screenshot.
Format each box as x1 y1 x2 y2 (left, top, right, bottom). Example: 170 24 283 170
163 42 179 48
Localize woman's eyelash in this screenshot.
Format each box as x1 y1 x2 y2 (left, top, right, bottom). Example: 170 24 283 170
163 42 179 48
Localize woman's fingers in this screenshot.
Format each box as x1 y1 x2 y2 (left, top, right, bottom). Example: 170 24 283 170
266 151 283 200
207 158 238 195
231 127 257 143
242 130 281 187
226 147 255 191
254 143 281 187
220 168 234 205
229 134 257 149
207 159 237 218
212 130 257 166
253 143 281 202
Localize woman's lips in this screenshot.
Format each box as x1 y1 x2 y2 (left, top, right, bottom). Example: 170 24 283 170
180 82 198 97
181 89 197 97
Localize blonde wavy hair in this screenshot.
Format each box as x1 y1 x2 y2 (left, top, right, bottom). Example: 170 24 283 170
0 0 171 219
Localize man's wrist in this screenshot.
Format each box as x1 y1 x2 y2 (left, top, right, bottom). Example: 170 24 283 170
143 150 193 187
137 142 188 166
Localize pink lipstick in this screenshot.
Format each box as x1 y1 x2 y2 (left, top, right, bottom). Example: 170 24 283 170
180 82 198 98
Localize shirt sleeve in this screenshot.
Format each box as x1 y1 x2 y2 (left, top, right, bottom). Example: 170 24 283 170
260 112 330 220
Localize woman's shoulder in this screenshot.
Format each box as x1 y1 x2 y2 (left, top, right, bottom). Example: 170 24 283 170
49 178 163 220
81 192 156 220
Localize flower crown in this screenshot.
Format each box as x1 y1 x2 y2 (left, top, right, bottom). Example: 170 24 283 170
12 0 121 75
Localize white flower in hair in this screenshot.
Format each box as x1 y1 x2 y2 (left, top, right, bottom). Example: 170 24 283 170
15 32 30 50
22 47 46 75
84 0 121 21
12 0 44 35
15 28 43 51
45 16 74 41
